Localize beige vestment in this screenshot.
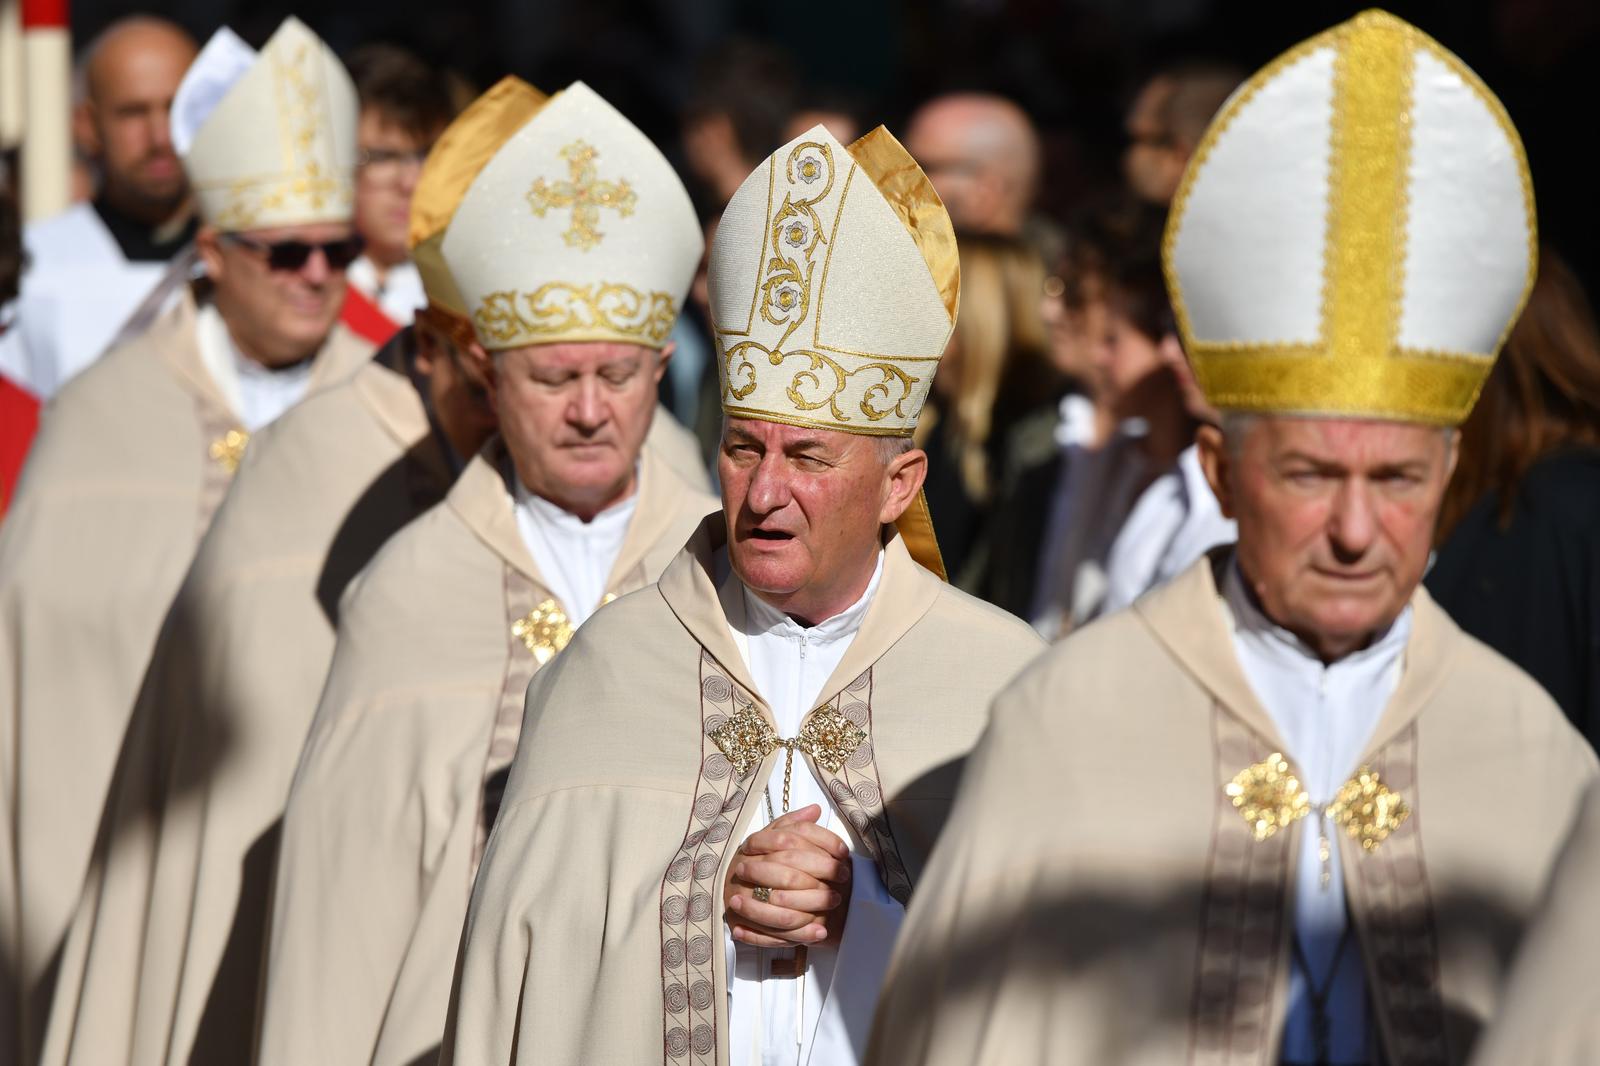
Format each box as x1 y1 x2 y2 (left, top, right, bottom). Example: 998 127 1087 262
36 345 445 1066
255 443 716 1066
1466 782 1600 1066
865 553 1598 1066
436 517 1043 1065
0 293 368 1066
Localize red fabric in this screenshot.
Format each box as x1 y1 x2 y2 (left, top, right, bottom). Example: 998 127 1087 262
20 0 69 28
338 285 401 347
0 375 41 516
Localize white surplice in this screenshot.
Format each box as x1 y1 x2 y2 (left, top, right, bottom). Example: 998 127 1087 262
1100 444 1236 616
512 476 638 625
1222 563 1410 1065
347 256 426 327
715 551 905 1066
194 303 314 430
0 204 174 397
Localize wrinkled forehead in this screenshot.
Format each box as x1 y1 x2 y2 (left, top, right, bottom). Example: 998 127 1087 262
227 220 354 243
1234 414 1454 464
722 415 861 452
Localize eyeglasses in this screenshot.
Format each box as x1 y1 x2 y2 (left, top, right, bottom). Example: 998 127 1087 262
357 145 431 175
221 232 365 272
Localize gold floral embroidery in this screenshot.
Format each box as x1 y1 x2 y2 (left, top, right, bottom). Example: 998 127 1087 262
709 702 867 780
525 140 637 252
509 593 615 665
512 598 574 665
474 281 676 347
208 429 250 473
755 141 834 351
1225 753 1312 842
1327 766 1410 851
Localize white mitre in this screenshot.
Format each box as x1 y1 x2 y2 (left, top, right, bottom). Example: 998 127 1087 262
441 81 702 351
1164 8 1536 426
173 18 358 233
708 125 958 438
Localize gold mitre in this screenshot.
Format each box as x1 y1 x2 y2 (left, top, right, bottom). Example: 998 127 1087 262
1163 9 1536 426
709 125 958 437
410 76 549 346
174 18 358 232
441 81 702 351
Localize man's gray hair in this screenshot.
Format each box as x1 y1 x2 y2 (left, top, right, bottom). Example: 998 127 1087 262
873 435 914 464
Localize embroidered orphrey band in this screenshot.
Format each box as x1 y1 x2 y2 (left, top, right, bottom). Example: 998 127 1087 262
1189 706 1295 1066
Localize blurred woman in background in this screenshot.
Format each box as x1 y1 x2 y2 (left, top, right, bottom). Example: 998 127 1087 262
1429 245 1600 746
916 232 1063 582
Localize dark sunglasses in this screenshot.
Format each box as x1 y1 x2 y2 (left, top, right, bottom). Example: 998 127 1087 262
221 232 365 272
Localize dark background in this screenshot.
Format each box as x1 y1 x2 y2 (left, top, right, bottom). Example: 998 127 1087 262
70 0 1600 294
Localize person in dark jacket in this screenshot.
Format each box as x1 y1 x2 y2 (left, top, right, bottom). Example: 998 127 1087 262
1429 245 1600 747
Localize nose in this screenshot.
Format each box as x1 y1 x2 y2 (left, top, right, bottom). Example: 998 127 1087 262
744 450 793 517
1326 478 1378 562
298 247 332 285
567 376 607 432
151 109 174 151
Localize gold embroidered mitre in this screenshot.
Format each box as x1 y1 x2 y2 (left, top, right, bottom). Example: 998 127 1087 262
709 126 958 437
409 77 549 344
175 18 358 232
1163 9 1536 426
441 82 702 351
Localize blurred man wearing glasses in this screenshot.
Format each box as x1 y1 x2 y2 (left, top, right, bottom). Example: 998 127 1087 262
0 21 370 1065
344 44 456 330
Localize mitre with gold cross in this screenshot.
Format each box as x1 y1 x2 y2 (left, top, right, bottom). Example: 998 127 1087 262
173 18 359 232
409 75 549 351
1163 8 1536 427
707 123 959 578
440 81 703 351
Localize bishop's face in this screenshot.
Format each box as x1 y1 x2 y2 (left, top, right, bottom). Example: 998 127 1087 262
492 340 666 520
1201 416 1456 662
719 418 924 626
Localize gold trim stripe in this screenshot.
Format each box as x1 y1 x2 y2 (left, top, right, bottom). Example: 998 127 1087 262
1322 16 1413 365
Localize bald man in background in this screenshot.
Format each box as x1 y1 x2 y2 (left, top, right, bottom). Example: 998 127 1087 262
0 17 199 400
905 92 1040 237
1122 62 1242 206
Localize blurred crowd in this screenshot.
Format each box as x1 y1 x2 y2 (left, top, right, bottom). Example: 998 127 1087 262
3 14 1597 745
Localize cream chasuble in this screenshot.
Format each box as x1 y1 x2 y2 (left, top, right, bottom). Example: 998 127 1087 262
0 291 368 1066
254 443 715 1066
865 552 1598 1066
1466 782 1600 1066
436 517 1042 1065
35 345 439 1066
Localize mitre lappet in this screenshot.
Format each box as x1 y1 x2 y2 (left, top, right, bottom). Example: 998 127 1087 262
708 123 960 576
1163 7 1536 427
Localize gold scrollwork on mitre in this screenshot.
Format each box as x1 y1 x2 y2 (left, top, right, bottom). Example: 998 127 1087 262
1327 767 1410 851
722 341 921 425
475 282 677 347
208 429 251 473
1225 753 1311 842
755 141 835 349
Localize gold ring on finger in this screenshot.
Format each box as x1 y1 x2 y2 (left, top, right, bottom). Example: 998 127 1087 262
752 885 772 903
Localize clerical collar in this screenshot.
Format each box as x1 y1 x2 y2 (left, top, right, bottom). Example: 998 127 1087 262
511 471 639 530
92 197 198 263
740 551 885 644
1221 558 1411 672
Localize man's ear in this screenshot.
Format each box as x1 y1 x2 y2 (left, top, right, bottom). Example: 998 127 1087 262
195 226 225 282
73 101 101 159
1195 423 1235 519
653 341 675 386
879 446 929 525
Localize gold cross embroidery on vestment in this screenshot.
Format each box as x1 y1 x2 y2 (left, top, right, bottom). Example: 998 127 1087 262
208 429 250 473
525 140 637 251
